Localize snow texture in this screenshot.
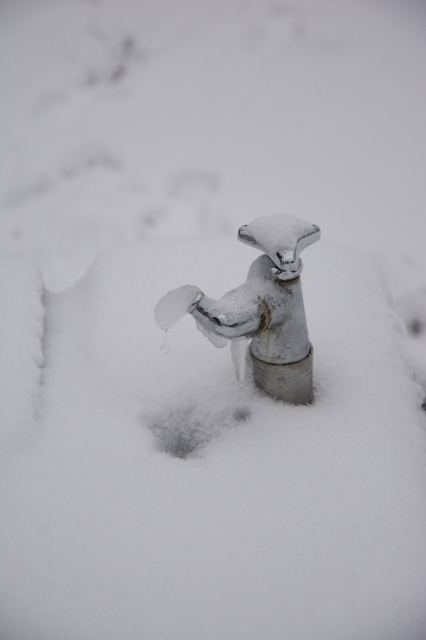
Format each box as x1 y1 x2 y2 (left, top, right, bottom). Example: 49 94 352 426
1 1 426 639
1 0 426 291
245 213 315 256
0 258 44 458
1 238 426 640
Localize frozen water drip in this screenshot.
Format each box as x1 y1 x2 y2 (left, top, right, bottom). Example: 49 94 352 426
230 337 249 382
154 285 203 357
160 330 170 356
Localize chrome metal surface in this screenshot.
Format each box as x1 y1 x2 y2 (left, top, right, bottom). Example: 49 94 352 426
249 274 310 364
190 256 310 364
238 214 320 281
250 347 313 405
155 214 320 403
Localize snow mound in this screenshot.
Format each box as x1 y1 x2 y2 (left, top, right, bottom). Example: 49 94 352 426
0 258 44 458
2 237 426 640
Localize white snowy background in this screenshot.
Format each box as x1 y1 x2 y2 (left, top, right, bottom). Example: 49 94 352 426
1 1 426 639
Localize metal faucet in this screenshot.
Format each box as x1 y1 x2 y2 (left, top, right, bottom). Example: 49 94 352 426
155 214 320 404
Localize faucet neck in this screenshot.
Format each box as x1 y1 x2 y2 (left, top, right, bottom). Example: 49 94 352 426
271 259 303 281
250 275 311 365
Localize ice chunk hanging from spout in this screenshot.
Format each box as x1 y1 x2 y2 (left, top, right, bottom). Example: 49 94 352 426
154 285 201 331
154 284 229 348
196 322 229 348
230 337 249 381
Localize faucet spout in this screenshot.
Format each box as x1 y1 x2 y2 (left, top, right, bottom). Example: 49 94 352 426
190 253 283 340
190 291 262 340
189 254 311 365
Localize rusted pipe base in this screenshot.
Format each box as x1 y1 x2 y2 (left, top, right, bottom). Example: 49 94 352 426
250 346 313 405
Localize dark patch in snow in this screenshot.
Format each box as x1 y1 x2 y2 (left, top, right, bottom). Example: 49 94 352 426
82 26 146 87
3 148 121 211
408 318 424 336
146 403 252 459
139 206 167 230
61 150 121 179
4 175 53 208
233 406 252 422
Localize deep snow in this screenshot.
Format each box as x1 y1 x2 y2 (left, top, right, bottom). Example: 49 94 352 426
2 238 426 640
1 1 426 639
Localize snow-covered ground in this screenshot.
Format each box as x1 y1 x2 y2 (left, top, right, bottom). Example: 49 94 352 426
1 1 426 639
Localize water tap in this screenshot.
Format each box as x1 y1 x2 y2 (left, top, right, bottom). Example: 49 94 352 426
154 214 320 404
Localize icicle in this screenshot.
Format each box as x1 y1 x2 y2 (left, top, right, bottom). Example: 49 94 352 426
160 329 170 356
230 337 249 382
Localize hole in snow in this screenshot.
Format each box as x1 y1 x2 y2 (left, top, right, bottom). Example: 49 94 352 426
146 403 252 459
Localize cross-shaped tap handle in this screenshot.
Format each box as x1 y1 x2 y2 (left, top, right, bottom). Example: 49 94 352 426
238 214 320 280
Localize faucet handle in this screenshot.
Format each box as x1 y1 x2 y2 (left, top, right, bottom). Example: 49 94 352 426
238 214 320 280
